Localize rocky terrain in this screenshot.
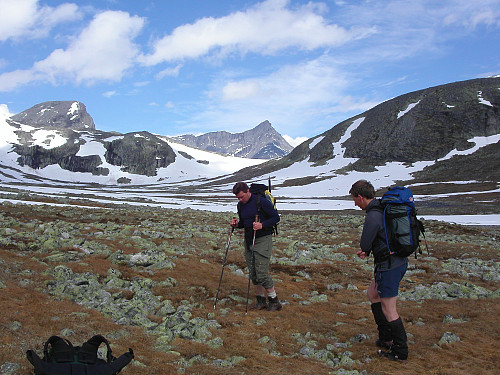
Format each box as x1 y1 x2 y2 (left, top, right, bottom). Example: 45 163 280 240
0 198 498 375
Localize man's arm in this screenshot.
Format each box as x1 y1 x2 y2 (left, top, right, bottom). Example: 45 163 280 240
259 198 280 229
359 210 382 257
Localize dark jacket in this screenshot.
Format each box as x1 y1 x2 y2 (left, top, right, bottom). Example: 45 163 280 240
238 193 280 241
363 199 407 270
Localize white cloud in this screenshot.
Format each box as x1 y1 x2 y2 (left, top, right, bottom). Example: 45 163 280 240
222 81 260 100
441 1 500 29
139 0 375 66
103 90 117 98
0 0 80 42
185 55 367 136
0 10 144 91
156 64 183 79
0 69 36 92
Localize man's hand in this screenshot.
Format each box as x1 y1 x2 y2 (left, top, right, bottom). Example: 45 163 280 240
253 221 263 231
230 218 239 227
357 250 368 259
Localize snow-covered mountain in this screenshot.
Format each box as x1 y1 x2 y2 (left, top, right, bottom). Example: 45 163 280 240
0 103 264 185
0 76 498 215
170 120 293 159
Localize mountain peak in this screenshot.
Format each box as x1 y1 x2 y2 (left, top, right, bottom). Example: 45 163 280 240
9 101 95 131
171 120 293 159
254 120 272 130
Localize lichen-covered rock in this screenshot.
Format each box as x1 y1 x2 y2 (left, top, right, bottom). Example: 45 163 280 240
129 249 175 269
438 332 461 346
400 281 496 301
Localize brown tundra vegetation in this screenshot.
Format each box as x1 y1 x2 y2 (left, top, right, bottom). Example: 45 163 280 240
0 200 498 375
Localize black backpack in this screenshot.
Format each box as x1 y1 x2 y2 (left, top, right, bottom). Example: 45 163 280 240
26 335 134 375
379 186 426 258
238 179 279 235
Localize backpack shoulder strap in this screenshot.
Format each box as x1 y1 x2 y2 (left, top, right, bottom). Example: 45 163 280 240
366 199 384 214
43 336 74 363
79 335 114 364
255 195 262 212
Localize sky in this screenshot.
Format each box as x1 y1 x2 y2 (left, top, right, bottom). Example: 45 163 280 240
0 0 499 146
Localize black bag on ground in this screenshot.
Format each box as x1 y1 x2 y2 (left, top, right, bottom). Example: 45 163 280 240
26 335 134 375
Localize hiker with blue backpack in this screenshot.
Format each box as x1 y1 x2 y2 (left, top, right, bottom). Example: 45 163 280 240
230 181 282 312
350 180 422 362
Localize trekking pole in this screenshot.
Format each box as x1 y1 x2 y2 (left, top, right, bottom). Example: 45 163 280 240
214 225 235 310
245 215 259 315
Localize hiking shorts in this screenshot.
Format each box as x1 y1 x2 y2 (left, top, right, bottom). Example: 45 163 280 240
375 262 407 298
245 234 274 289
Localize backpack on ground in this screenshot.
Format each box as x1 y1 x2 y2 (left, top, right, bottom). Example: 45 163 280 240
238 178 279 235
26 335 134 375
380 186 426 258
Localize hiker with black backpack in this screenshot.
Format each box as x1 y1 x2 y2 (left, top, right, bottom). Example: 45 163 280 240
230 181 282 311
349 180 409 362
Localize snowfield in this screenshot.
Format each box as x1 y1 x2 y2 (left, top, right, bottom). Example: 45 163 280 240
1 103 498 226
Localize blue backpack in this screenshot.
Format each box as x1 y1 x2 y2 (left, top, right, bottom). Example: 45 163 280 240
380 186 426 258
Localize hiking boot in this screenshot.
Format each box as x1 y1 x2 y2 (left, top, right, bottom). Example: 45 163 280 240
376 339 393 350
267 296 282 311
387 318 408 360
377 349 407 362
249 296 268 310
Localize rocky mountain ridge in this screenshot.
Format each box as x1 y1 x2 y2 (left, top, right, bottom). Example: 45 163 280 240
170 120 293 159
3 101 271 179
231 76 500 186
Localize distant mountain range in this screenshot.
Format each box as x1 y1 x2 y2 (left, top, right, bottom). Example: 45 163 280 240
2 101 286 180
170 120 293 159
0 77 498 194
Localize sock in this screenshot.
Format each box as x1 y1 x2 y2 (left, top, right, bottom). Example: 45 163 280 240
267 291 277 299
371 302 392 342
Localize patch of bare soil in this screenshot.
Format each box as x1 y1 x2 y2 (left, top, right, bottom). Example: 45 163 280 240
0 203 498 375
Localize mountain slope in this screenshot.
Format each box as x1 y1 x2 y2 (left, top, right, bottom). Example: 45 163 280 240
228 77 500 191
170 120 293 159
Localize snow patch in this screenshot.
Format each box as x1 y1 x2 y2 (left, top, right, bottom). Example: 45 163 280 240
477 91 493 106
309 136 324 149
398 100 420 118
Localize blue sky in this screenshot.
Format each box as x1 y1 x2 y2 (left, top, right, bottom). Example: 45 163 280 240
0 0 499 145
